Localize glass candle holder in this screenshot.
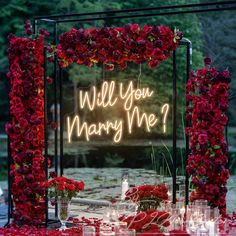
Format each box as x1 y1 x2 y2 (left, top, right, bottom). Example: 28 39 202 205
83 225 96 236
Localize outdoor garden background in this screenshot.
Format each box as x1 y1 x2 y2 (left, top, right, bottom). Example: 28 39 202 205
0 0 236 226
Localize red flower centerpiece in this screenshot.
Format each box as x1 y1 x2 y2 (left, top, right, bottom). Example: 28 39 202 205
125 184 169 211
44 175 84 229
44 175 84 200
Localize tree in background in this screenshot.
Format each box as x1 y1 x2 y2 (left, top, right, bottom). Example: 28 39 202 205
199 11 236 126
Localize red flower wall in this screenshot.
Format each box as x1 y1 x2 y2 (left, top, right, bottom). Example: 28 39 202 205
6 34 46 225
186 61 230 215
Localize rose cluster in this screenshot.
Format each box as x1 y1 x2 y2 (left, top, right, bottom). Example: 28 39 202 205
6 34 46 225
0 224 83 236
43 175 84 200
0 217 103 236
185 58 230 215
126 184 168 211
57 24 182 70
120 209 170 235
126 184 169 201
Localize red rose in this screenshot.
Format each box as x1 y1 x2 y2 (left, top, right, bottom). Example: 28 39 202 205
76 181 85 190
222 69 230 78
57 184 65 191
67 184 76 191
197 133 208 145
46 76 53 84
19 118 28 129
49 171 57 178
204 57 211 66
148 60 159 69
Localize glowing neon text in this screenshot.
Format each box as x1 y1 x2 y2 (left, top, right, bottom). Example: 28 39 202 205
67 81 169 143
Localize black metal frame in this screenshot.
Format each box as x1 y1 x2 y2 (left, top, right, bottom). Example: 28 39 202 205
5 0 236 227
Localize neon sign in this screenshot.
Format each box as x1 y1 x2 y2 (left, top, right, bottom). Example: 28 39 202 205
67 81 169 143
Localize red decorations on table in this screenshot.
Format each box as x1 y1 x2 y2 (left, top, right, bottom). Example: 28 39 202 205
0 224 83 236
57 24 182 69
185 58 230 215
169 229 191 236
125 184 169 211
6 33 46 225
120 209 170 235
44 176 84 200
0 217 100 236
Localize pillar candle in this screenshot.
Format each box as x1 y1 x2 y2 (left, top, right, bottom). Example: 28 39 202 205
121 179 129 200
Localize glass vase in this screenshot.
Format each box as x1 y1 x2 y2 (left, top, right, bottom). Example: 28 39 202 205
58 197 71 230
138 198 160 211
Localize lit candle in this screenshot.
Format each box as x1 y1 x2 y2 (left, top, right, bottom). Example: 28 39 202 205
206 220 215 236
180 207 185 230
180 207 185 216
121 178 129 200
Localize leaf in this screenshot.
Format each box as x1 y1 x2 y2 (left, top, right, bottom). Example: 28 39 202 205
214 145 221 150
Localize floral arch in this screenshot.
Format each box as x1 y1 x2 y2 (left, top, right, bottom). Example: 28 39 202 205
6 21 229 227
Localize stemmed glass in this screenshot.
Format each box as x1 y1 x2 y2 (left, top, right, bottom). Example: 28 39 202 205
58 198 71 230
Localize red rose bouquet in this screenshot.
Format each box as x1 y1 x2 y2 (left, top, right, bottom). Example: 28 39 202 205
44 175 84 201
125 184 168 211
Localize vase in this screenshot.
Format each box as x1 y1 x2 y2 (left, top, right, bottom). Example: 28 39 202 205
58 198 71 230
138 197 160 212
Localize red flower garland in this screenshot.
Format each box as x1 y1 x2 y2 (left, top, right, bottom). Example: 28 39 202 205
185 58 230 215
6 34 46 225
57 24 182 69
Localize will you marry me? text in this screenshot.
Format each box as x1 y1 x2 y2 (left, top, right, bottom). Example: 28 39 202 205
67 81 169 143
